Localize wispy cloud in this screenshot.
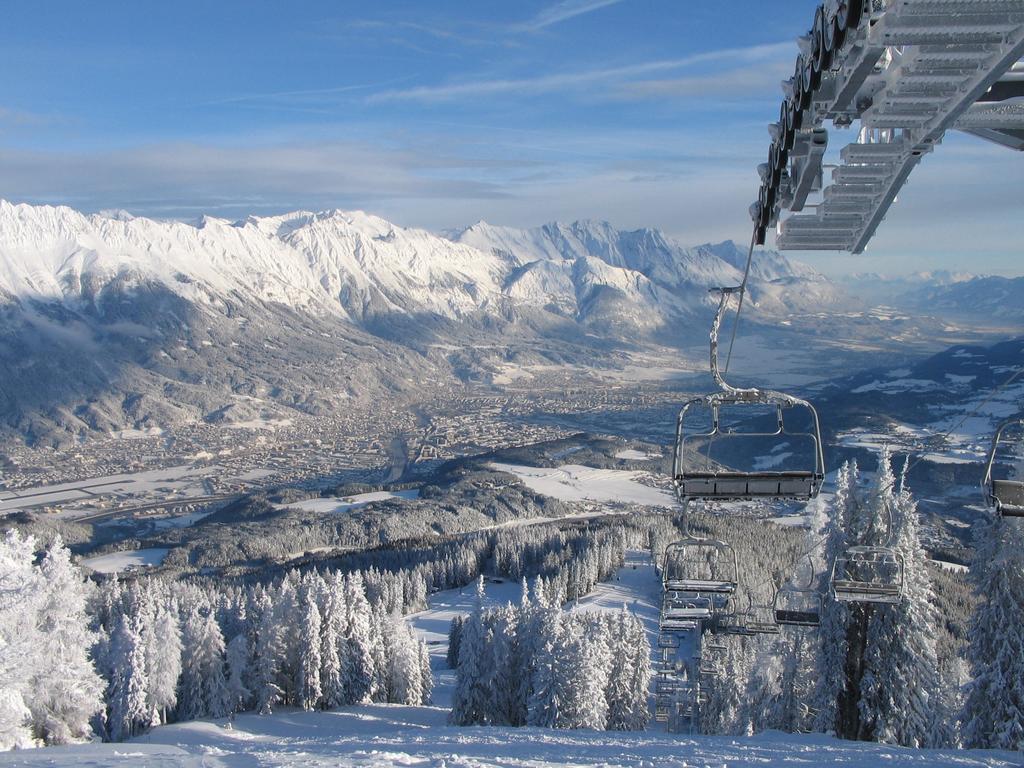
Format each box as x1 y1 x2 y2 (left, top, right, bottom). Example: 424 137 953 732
519 0 626 31
370 42 792 103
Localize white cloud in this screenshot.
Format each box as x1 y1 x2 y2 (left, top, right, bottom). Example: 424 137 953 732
520 0 626 31
370 42 793 103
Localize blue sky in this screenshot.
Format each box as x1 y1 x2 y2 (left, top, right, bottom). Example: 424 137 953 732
0 0 1019 276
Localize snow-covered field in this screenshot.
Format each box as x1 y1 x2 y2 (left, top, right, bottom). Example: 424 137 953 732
80 548 170 574
489 463 674 508
283 489 421 515
6 708 1018 768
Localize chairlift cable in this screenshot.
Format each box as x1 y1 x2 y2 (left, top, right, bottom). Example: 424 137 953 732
723 231 758 378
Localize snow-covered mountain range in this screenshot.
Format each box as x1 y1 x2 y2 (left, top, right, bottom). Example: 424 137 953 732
0 199 1000 445
0 201 840 331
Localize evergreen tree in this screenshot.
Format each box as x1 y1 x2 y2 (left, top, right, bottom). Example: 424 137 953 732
106 615 149 742
450 577 491 725
389 619 423 705
0 531 42 749
145 594 182 726
526 605 562 728
962 515 1024 750
27 538 104 744
253 594 285 715
858 454 945 747
295 589 323 711
225 634 252 715
342 573 375 704
320 573 347 709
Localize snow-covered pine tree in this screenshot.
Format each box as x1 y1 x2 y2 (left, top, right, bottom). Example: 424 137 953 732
225 633 252 715
623 611 652 731
388 618 423 705
106 614 149 742
0 530 43 749
27 537 104 744
253 592 285 715
178 602 231 721
449 577 491 725
418 637 433 706
446 615 464 670
342 573 375 705
487 604 524 725
555 615 610 730
808 462 855 734
858 453 946 747
295 586 323 711
962 513 1024 751
525 604 562 728
145 591 182 726
319 572 347 709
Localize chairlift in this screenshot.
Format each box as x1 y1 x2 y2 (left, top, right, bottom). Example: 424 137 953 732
673 287 825 503
663 538 738 597
712 593 779 635
773 555 822 627
773 588 822 627
831 545 905 605
983 416 1024 518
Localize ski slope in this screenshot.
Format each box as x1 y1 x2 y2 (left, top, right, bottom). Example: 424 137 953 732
8 700 1018 767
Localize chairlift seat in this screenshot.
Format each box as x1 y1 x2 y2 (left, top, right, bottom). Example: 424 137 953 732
661 617 700 631
832 579 902 605
663 605 713 621
775 608 820 626
658 633 681 648
664 578 736 594
990 479 1024 517
675 470 820 501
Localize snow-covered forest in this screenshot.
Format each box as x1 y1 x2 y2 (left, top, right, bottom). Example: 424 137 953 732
0 517 641 749
1 449 1023 759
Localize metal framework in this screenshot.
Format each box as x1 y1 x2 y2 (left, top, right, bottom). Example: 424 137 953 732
774 586 823 627
748 0 1024 253
983 416 1024 516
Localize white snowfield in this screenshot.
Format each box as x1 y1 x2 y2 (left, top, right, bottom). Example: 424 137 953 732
283 489 421 515
489 462 675 508
80 547 169 574
6 704 1017 767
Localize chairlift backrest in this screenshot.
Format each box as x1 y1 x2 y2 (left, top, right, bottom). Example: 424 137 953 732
663 538 739 595
830 545 905 605
983 417 1024 518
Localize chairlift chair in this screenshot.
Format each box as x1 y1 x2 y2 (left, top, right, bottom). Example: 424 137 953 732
673 287 825 504
773 555 823 627
983 416 1024 517
773 587 822 627
831 545 905 605
663 539 739 597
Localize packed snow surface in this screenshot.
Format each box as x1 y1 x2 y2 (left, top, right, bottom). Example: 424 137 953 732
6 706 1017 767
489 463 674 508
80 548 169 574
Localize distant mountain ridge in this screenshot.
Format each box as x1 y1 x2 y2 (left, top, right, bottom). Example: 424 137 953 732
0 200 848 444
